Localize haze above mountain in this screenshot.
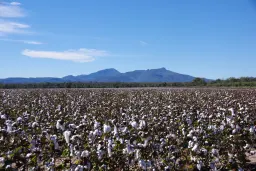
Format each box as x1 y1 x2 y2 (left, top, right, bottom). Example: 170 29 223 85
0 68 208 84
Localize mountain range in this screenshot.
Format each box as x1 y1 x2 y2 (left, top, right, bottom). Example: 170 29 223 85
0 68 209 84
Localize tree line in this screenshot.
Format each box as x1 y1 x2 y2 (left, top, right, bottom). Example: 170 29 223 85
0 77 255 89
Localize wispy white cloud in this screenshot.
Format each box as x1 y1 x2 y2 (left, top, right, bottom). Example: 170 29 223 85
139 40 148 46
0 2 30 36
0 2 25 18
22 48 109 62
10 2 21 6
0 38 43 44
0 20 30 34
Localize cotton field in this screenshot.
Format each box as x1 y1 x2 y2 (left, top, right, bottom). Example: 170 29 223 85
0 88 256 171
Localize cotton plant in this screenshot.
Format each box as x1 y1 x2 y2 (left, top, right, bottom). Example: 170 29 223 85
0 89 256 170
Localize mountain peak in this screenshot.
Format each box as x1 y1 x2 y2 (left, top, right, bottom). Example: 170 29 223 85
0 68 205 83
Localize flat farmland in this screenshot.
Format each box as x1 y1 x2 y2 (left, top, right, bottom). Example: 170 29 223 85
0 88 256 170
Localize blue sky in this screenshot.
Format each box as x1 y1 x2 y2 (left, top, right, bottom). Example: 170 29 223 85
0 0 256 79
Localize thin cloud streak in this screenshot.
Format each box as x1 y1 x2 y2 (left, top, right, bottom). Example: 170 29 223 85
22 48 109 63
0 38 43 44
139 40 148 46
0 2 25 18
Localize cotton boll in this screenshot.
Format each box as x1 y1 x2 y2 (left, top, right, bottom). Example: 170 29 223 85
26 153 33 158
32 122 39 128
188 140 194 149
139 120 146 129
94 121 100 129
81 150 90 158
249 127 255 134
5 121 12 133
130 121 138 129
75 165 84 171
0 157 5 167
197 161 203 171
56 120 65 131
164 166 170 171
113 125 118 137
69 124 77 130
138 160 146 170
0 114 7 120
201 148 208 155
211 149 218 156
192 136 197 142
244 144 250 150
192 143 199 152
16 117 22 123
70 144 74 157
103 124 111 133
63 130 71 144
97 150 104 160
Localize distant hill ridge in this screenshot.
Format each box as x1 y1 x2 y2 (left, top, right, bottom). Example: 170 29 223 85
0 68 208 83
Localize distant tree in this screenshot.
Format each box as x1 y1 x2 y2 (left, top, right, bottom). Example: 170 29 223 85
192 78 207 86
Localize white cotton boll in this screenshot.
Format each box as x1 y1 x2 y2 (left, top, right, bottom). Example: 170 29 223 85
228 153 234 158
143 137 152 147
229 108 235 116
139 160 146 170
97 150 104 160
182 128 186 136
32 122 39 128
16 117 22 123
197 161 203 171
244 144 250 149
56 120 65 131
81 150 90 158
130 121 138 128
5 165 11 169
107 146 112 157
250 151 256 155
188 140 194 148
103 124 111 133
97 144 102 151
211 149 218 156
0 157 5 167
69 124 77 129
113 125 118 137
232 129 237 134
192 143 199 152
70 144 74 157
187 133 193 138
164 166 170 171
94 121 100 129
135 149 140 160
6 122 12 133
192 136 197 142
249 127 255 134
139 120 146 129
122 127 128 133
231 123 235 129
75 165 84 171
220 125 225 131
75 150 81 158
201 148 207 155
26 153 33 158
1 114 6 120
63 131 71 144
